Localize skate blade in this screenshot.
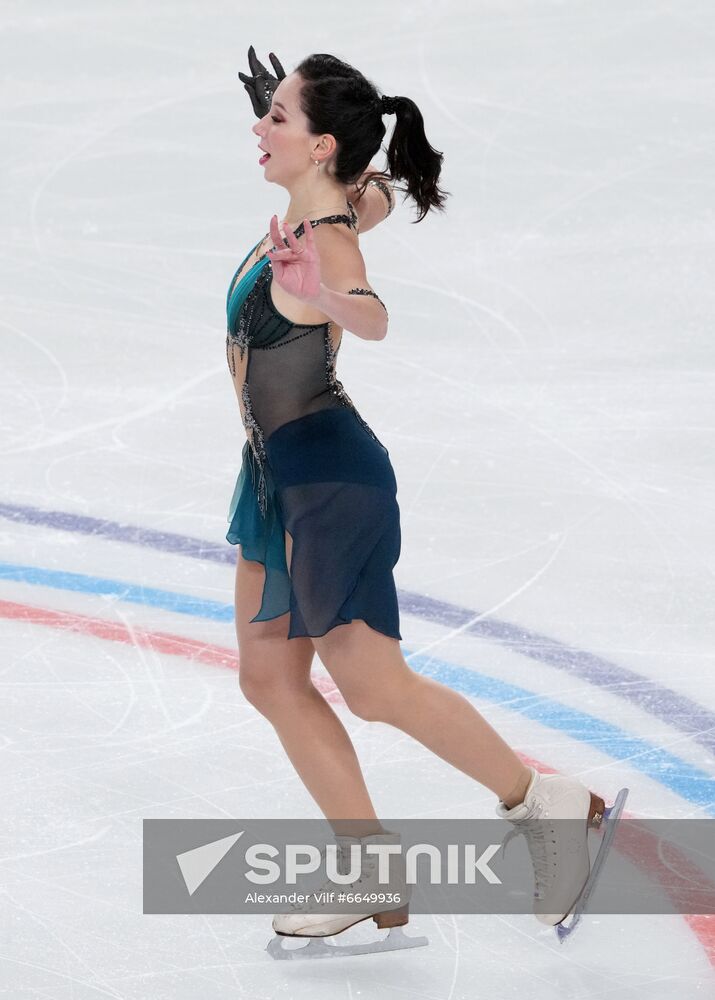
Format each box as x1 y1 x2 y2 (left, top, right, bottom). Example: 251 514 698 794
266 925 429 960
556 787 629 943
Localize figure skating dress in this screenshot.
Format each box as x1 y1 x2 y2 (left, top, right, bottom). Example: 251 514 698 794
225 200 402 640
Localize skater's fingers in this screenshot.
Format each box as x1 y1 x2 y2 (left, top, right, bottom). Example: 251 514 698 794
268 215 296 251
269 52 286 80
248 45 271 79
268 214 284 247
281 221 303 252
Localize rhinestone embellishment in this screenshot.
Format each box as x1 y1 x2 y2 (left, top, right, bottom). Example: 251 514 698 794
366 177 395 218
323 322 382 445
241 381 268 517
347 286 389 320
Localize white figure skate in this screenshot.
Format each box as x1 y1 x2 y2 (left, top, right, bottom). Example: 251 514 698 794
266 830 429 960
496 766 628 941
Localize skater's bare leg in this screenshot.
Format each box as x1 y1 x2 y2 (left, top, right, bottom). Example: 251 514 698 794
312 621 533 809
235 546 386 838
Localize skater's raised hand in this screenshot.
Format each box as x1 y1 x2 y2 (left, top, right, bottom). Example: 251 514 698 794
238 45 286 119
266 216 322 303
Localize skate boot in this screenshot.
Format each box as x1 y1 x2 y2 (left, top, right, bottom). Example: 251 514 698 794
496 766 612 928
267 830 429 960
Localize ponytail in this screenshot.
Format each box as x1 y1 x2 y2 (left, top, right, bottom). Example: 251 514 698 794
374 94 450 223
295 54 451 223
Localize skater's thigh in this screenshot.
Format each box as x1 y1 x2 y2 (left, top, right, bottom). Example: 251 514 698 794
234 540 314 695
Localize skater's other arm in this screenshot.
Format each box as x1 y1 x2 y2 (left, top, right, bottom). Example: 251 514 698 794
347 164 396 235
310 227 389 341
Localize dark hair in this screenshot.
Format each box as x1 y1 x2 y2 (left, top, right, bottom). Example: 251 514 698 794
293 53 450 223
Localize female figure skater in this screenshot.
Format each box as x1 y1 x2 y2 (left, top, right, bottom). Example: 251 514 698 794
227 48 626 956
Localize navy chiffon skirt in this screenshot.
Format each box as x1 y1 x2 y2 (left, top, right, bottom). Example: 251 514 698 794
227 407 402 640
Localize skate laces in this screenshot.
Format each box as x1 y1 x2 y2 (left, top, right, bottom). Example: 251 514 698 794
501 812 557 900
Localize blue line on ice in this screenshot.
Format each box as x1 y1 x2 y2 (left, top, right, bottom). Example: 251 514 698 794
3 559 713 814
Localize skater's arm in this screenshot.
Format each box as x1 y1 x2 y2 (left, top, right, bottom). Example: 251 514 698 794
347 165 396 235
310 228 389 341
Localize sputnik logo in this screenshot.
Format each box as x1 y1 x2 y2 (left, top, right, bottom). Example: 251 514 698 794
176 831 245 896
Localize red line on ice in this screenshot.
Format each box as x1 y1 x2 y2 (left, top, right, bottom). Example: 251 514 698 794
2 597 714 967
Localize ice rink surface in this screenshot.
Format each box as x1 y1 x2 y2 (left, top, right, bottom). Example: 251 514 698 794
2 0 714 995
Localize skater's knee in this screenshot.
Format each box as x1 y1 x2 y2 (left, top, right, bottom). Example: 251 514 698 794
238 639 314 709
334 682 372 720
239 666 311 713
315 622 415 722
340 675 415 723
342 694 386 722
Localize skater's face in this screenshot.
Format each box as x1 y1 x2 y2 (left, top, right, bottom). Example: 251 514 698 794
252 72 338 185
